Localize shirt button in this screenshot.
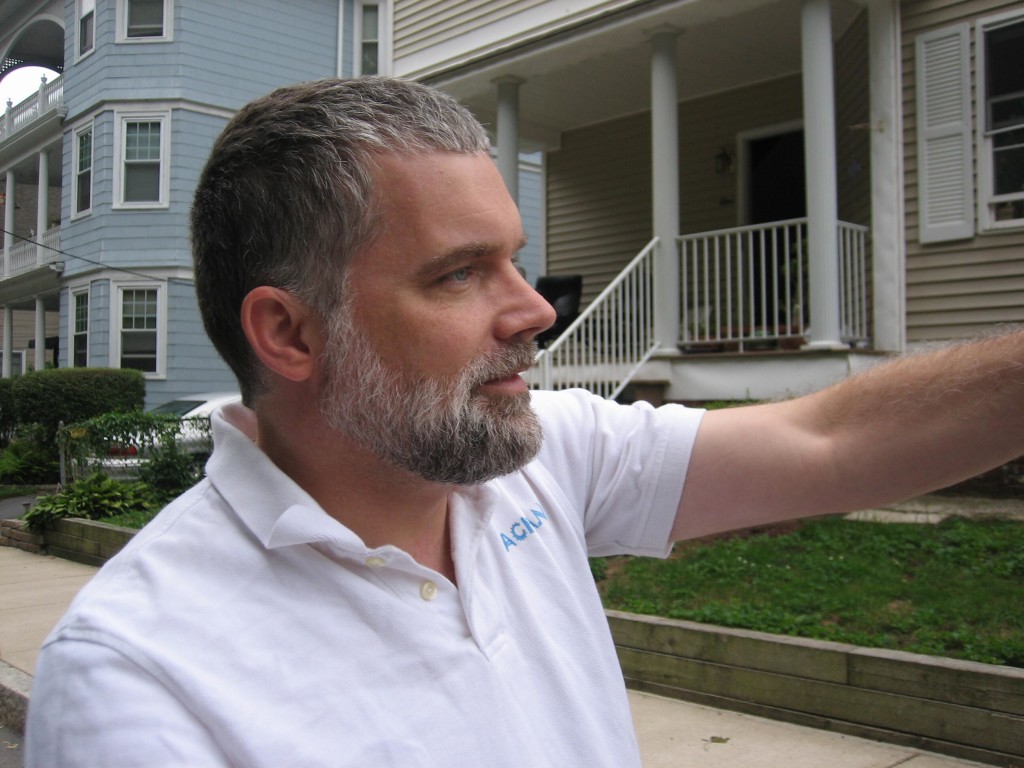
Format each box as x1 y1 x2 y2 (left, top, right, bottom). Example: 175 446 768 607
420 580 438 601
365 556 387 568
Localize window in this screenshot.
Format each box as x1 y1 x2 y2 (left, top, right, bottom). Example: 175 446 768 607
357 3 380 75
120 287 159 372
73 291 89 367
116 113 169 207
74 126 93 216
354 1 389 76
980 16 1024 228
79 0 95 56
126 0 165 38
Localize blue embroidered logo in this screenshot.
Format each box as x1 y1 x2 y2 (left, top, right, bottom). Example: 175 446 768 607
500 507 548 552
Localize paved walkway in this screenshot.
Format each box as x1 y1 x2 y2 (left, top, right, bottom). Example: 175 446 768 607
2 494 1016 766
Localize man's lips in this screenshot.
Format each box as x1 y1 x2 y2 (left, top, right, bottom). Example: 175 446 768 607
478 369 529 392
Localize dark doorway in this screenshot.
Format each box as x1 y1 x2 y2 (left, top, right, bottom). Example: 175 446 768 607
743 129 808 338
748 130 805 224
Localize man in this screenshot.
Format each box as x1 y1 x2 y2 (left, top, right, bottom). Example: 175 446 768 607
27 77 1023 766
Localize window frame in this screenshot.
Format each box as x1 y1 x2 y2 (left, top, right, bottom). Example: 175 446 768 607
114 111 170 209
72 123 94 218
116 0 173 43
77 0 96 58
975 10 1024 232
115 283 165 378
354 0 391 77
71 288 90 368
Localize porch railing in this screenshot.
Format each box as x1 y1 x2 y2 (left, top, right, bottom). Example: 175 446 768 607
4 227 61 277
1 76 64 143
679 218 870 350
527 238 660 399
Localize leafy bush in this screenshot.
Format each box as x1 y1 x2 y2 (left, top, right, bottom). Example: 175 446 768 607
23 473 156 533
0 378 16 446
13 368 145 441
139 442 203 503
60 410 183 483
0 425 61 484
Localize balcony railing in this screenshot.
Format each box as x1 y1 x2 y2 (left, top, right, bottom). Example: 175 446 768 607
679 218 870 350
1 76 64 144
3 227 61 277
528 238 660 399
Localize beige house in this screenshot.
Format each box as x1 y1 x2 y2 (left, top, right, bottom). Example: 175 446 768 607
390 0 1024 402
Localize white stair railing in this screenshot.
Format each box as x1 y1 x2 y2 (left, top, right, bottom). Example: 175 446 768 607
528 238 660 399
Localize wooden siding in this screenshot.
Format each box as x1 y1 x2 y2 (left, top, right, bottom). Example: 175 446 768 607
680 77 804 235
545 112 651 307
394 0 549 61
902 0 1024 341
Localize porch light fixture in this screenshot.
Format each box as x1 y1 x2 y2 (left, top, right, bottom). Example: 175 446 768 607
715 147 734 175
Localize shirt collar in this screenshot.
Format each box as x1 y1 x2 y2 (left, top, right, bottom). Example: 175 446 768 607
205 403 364 552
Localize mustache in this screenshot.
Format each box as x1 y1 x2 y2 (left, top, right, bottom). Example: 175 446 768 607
467 341 538 387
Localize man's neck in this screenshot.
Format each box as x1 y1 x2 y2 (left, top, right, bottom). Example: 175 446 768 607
253 403 456 581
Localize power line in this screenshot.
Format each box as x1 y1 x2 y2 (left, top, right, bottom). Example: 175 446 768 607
1 227 195 285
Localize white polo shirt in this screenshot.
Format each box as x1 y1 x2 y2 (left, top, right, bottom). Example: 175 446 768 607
27 389 703 767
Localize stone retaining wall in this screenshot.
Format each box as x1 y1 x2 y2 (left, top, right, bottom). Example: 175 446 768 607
0 519 44 554
609 610 1024 766
41 518 135 566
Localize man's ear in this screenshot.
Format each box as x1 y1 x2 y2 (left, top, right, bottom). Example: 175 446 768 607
240 287 323 383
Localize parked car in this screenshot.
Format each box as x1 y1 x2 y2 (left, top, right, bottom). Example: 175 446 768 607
91 392 241 480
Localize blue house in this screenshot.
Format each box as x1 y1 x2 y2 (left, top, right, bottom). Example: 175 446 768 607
0 0 544 407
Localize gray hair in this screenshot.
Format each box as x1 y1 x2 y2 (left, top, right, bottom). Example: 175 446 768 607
190 77 491 401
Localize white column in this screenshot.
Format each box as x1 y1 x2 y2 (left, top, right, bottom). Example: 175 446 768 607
868 0 906 353
2 306 12 378
36 149 48 265
801 0 845 349
494 76 524 204
3 170 14 277
34 296 45 371
650 26 682 353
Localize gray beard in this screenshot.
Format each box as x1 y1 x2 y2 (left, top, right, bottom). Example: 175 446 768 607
318 321 543 485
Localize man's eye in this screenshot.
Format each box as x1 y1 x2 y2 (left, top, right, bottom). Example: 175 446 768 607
447 267 471 282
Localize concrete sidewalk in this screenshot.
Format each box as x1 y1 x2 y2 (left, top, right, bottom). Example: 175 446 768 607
0 544 997 767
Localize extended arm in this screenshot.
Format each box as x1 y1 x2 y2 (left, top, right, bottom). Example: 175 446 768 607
672 328 1024 541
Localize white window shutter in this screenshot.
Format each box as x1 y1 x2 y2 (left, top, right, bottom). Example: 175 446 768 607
915 24 974 243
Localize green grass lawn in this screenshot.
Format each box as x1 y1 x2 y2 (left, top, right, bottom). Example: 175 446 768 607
597 515 1024 667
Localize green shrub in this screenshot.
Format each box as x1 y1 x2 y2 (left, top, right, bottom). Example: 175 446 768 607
13 368 145 441
139 442 203 503
23 472 156 533
0 378 15 446
0 425 60 484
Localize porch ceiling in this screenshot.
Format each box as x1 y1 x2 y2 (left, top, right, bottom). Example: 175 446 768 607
421 0 865 150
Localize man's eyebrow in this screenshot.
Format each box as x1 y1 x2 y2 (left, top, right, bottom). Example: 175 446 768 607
418 236 528 277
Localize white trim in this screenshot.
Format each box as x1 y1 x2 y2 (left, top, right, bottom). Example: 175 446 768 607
975 10 1024 233
112 281 166 379
116 0 174 43
113 109 171 209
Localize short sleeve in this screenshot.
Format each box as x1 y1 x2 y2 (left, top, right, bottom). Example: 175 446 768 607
530 389 704 558
27 637 228 767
